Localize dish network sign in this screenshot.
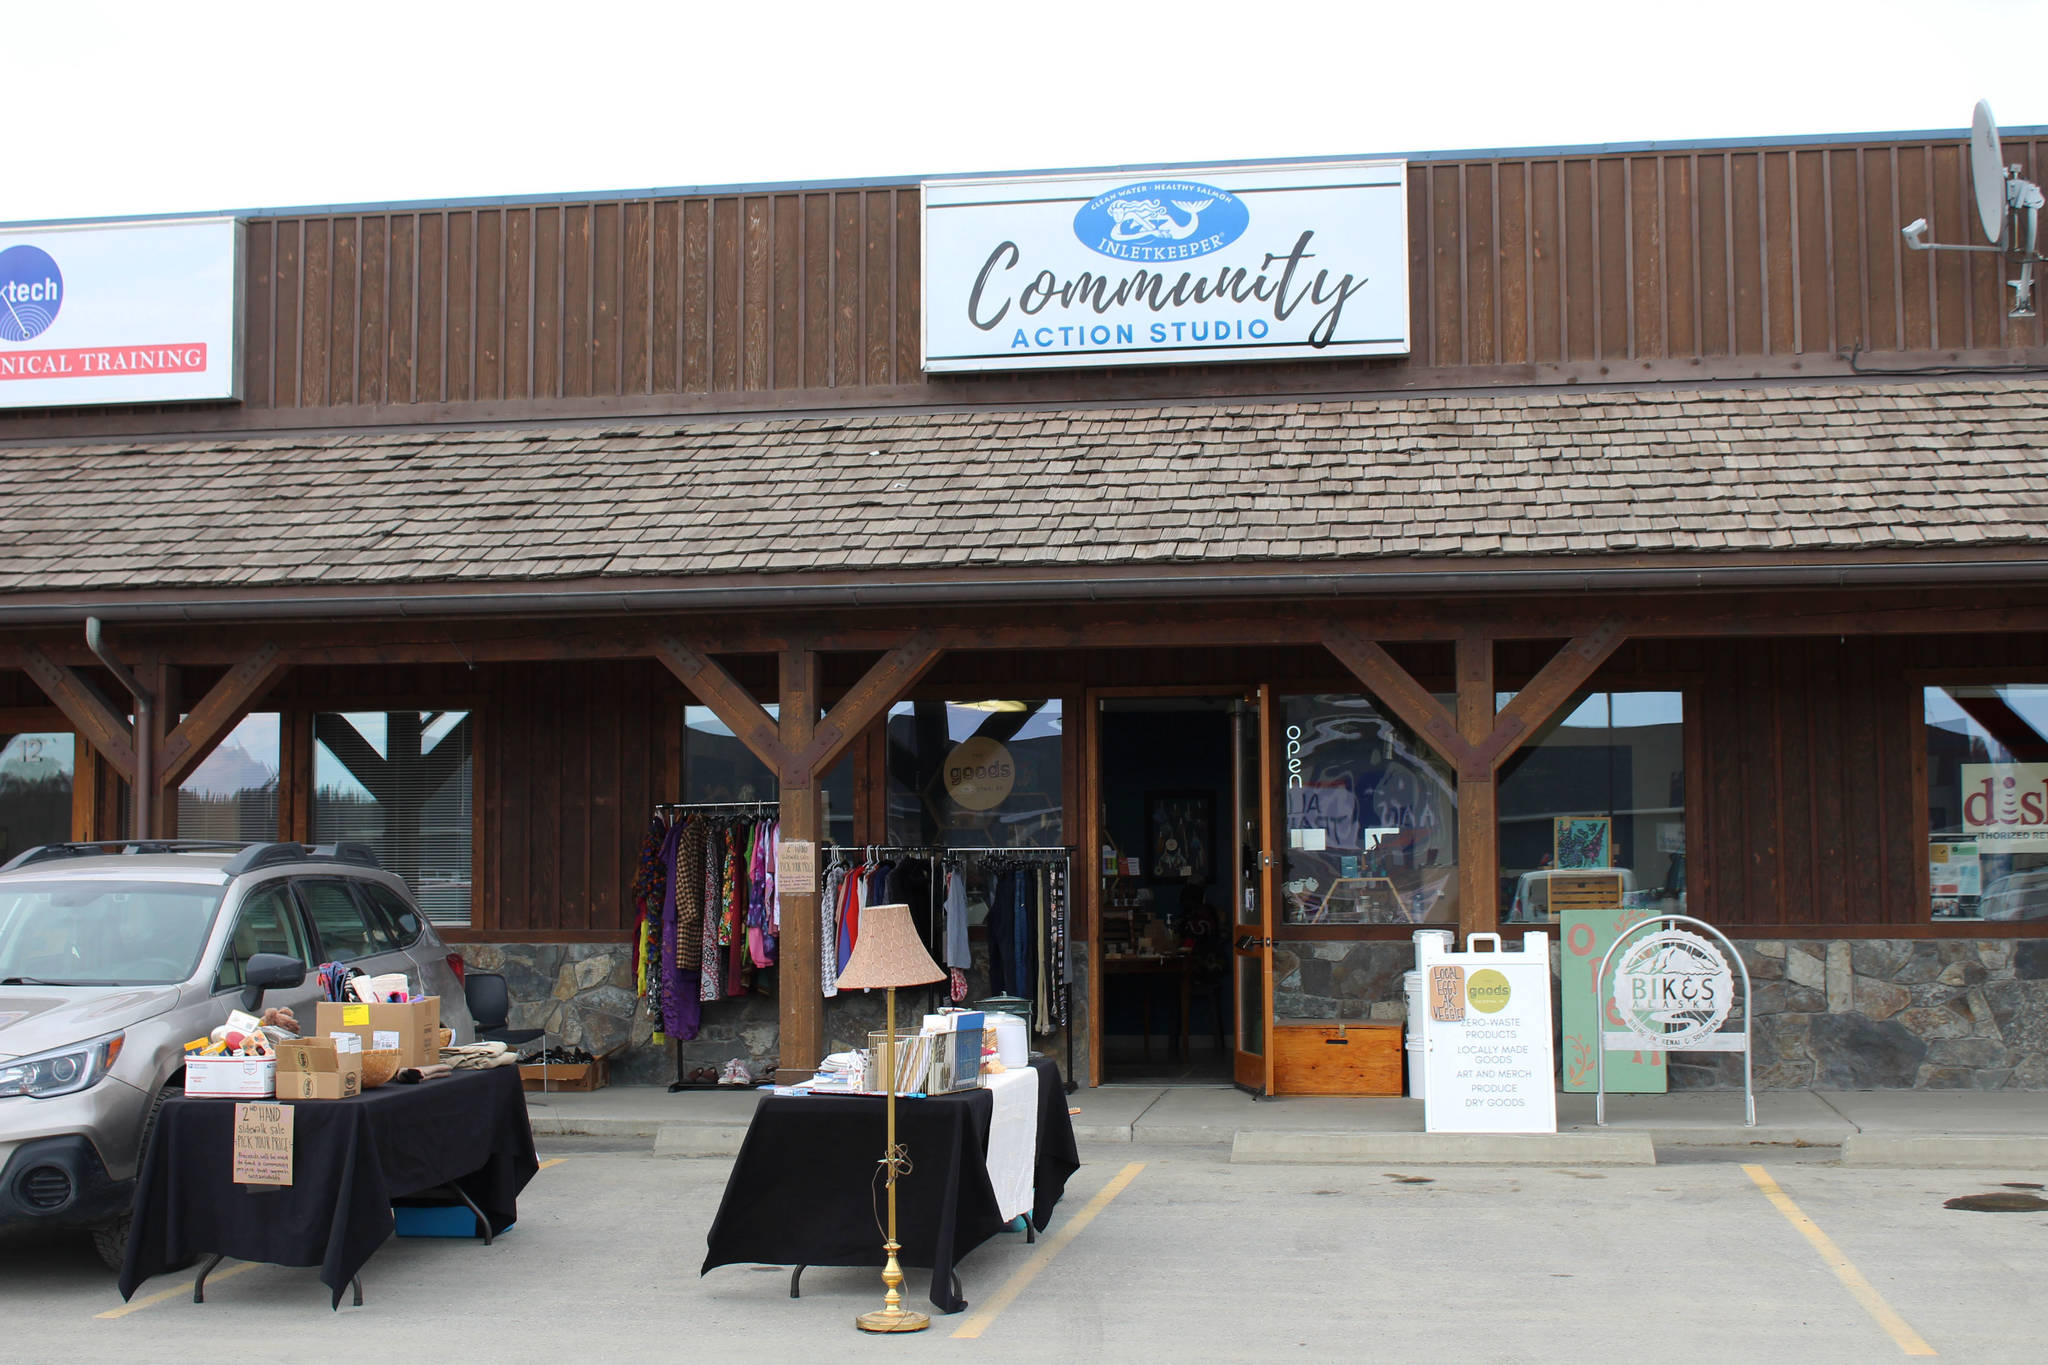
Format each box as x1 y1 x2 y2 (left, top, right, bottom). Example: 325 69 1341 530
1960 763 2048 850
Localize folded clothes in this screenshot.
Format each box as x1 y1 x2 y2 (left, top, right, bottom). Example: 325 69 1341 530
440 1041 521 1070
395 1063 456 1083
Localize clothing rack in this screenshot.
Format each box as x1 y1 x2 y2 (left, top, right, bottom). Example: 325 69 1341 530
824 844 1077 1091
651 803 784 1093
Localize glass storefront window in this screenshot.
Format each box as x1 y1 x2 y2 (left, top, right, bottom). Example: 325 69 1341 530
1279 693 1456 926
0 732 74 864
1925 684 2048 922
177 713 279 841
683 705 853 847
1496 691 1686 922
312 711 473 925
885 700 1063 849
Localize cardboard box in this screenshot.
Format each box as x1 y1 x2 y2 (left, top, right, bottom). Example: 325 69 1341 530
185 1056 277 1098
275 1037 365 1100
315 997 442 1069
519 1056 606 1092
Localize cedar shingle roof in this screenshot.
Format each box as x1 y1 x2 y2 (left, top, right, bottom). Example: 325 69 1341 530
1 377 2044 595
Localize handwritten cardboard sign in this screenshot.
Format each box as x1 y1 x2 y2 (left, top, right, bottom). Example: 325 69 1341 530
780 839 817 896
232 1102 294 1185
1428 965 1466 1023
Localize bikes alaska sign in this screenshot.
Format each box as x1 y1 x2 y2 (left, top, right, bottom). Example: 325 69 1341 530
921 161 1409 372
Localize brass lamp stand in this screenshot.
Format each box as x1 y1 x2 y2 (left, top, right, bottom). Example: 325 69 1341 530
831 902 946 1334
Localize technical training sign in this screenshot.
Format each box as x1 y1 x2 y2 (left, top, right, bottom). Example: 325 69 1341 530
922 161 1408 372
0 217 241 409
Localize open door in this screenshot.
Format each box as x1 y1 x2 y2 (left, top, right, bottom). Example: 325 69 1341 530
1230 687 1275 1094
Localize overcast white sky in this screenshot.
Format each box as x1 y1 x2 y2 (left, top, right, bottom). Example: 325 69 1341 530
9 1 2045 222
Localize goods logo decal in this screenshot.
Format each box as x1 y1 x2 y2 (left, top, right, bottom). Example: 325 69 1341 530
1073 181 1248 263
0 245 63 342
1612 929 1733 1049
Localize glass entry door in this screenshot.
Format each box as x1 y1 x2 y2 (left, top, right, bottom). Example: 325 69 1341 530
1230 688 1275 1094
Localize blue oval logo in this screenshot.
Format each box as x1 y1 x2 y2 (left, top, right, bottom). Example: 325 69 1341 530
0 245 62 343
1073 181 1248 263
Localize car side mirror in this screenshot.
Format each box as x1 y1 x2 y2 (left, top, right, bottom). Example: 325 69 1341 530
241 953 306 1013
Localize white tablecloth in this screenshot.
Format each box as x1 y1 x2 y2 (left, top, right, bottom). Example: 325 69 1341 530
982 1067 1039 1223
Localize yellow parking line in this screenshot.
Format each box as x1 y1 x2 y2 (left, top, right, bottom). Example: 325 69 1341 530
537 1157 566 1170
97 1260 258 1319
1742 1164 1937 1357
951 1162 1145 1340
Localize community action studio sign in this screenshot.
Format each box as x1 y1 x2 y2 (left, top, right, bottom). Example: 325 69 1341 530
0 217 241 408
921 161 1409 372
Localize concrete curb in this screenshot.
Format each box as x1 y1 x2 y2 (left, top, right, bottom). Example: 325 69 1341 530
527 1115 664 1139
652 1125 751 1158
1230 1130 1658 1165
1843 1134 2048 1167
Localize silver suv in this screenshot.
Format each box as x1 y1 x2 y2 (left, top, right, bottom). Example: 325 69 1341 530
0 841 476 1267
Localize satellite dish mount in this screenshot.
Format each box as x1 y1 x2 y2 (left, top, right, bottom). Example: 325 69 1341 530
1900 100 2046 319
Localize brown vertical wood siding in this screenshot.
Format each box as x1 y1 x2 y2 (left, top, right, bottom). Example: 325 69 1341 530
14 133 2041 442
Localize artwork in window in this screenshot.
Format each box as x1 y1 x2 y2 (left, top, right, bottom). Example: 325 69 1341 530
1553 816 1613 870
1146 790 1214 884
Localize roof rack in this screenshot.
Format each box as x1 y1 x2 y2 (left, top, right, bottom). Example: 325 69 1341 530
0 840 385 874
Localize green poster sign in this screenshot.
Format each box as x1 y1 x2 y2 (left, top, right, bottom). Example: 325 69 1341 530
1560 906 1668 1093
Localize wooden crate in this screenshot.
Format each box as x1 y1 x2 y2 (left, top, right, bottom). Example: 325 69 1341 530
519 1056 607 1092
1271 1022 1403 1097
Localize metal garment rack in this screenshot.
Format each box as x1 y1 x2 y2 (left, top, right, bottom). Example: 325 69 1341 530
824 844 1077 1091
652 802 781 1093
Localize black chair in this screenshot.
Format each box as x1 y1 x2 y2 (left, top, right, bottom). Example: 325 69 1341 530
463 971 549 1089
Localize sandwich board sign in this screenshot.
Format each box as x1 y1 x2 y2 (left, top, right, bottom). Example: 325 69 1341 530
1420 932 1556 1134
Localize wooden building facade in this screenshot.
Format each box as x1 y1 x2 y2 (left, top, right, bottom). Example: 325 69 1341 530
4 127 2048 1092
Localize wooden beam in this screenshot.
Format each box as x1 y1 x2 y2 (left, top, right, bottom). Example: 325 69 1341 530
20 647 135 779
775 643 824 1081
1455 631 1498 941
797 628 942 777
651 635 790 773
1320 622 1477 774
1480 622 1627 770
156 643 289 790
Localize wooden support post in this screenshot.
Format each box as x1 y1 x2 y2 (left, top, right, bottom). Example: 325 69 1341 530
1322 620 1630 943
1455 631 1498 940
775 643 823 1083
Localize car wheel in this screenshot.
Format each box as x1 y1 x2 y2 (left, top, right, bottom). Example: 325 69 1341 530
89 1082 181 1272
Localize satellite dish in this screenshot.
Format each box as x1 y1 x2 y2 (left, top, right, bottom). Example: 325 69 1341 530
1971 99 2007 244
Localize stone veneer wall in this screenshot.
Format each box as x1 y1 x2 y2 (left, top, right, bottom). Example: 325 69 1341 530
462 942 1088 1088
472 934 2042 1090
1271 937 2048 1090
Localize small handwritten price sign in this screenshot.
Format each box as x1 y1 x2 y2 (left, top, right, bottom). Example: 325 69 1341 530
232 1102 295 1187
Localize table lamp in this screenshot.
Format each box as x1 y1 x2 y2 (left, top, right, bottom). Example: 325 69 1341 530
833 901 946 1333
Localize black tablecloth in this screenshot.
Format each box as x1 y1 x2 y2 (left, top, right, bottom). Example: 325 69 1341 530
118 1066 537 1307
702 1057 1078 1314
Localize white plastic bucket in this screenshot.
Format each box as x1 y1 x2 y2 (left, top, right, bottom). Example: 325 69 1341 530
986 1010 1028 1068
1402 970 1427 1099
1411 929 1454 965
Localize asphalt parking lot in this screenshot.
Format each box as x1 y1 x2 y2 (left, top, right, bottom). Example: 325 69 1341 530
7 1139 2045 1363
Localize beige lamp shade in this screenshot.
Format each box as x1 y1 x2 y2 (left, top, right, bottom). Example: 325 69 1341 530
836 903 945 990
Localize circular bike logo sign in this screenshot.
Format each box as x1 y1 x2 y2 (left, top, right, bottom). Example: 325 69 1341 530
0 245 63 342
1613 929 1733 1049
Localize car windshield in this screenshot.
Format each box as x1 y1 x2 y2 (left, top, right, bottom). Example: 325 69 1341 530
0 880 225 986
